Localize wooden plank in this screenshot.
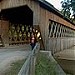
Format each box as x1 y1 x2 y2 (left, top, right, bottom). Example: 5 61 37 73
1 0 75 29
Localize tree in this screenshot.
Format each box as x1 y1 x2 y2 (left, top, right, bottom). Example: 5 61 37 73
61 0 71 18
71 0 75 17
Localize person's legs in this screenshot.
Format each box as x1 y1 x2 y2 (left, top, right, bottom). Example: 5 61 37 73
31 43 36 50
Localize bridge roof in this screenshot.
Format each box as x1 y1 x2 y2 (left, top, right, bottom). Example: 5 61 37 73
38 0 75 26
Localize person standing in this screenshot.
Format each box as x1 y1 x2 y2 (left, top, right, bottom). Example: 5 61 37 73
30 33 36 50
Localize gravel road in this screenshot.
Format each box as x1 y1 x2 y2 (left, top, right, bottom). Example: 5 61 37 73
0 50 30 74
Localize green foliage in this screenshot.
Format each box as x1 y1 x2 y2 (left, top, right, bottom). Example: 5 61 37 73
35 53 57 75
61 0 75 19
71 0 75 12
61 0 71 18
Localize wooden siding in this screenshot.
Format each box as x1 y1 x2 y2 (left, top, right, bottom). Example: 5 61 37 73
39 6 75 50
0 0 75 29
0 20 9 46
1 0 40 25
0 0 75 49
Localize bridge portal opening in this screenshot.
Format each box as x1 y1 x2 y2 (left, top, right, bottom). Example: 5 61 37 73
1 5 34 45
1 5 33 25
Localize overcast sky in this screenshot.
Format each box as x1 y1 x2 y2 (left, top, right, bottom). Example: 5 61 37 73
45 0 62 10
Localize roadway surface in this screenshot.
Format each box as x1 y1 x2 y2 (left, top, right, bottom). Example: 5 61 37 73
54 46 75 75
54 47 75 60
0 45 31 75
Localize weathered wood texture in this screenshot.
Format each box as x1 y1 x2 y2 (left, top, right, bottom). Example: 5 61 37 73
0 0 75 50
1 20 9 46
39 6 75 51
1 0 74 29
0 0 40 26
0 0 75 30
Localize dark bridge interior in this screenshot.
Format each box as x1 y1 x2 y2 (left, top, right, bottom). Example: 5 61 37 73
1 5 33 25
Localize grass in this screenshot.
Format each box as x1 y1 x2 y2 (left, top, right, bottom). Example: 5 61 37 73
35 53 57 75
3 59 25 75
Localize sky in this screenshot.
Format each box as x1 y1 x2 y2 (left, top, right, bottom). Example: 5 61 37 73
45 0 63 10
45 0 73 16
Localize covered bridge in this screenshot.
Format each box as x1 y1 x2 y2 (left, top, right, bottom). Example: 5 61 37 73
0 0 74 54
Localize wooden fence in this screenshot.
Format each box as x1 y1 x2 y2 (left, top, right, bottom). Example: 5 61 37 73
18 43 40 75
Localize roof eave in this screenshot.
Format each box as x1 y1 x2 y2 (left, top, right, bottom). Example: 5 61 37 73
38 0 75 26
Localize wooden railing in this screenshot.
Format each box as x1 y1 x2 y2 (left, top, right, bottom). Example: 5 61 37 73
18 43 40 75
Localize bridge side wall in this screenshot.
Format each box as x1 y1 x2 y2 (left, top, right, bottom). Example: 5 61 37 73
39 6 75 53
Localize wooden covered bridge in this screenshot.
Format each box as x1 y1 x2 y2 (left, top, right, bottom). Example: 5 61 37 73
0 0 75 74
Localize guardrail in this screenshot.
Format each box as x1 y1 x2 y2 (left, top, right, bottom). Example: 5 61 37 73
18 43 40 75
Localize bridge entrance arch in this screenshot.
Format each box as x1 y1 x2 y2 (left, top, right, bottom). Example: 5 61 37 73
1 5 34 46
